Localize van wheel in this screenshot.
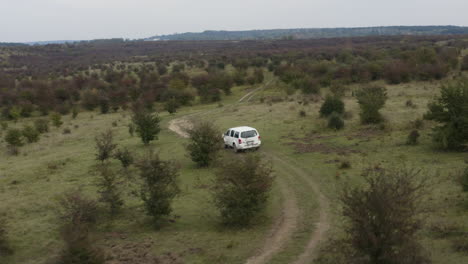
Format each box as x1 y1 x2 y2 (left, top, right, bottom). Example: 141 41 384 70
233 144 238 153
224 144 229 149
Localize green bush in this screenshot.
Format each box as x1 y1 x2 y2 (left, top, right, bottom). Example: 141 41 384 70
50 112 63 128
424 79 468 150
56 190 103 264
213 154 274 226
328 112 345 130
340 167 428 264
34 118 49 133
114 148 134 169
94 130 116 162
132 107 160 145
4 129 23 147
136 152 180 225
320 95 344 117
96 165 123 216
164 98 180 114
186 121 221 167
356 85 387 124
22 125 40 143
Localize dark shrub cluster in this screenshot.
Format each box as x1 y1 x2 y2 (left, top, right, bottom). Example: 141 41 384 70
186 121 221 167
213 154 274 226
319 95 344 117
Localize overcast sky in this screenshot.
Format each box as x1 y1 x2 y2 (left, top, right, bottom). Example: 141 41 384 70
1 0 468 42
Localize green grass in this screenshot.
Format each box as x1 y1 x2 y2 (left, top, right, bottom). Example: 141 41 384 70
1 76 467 263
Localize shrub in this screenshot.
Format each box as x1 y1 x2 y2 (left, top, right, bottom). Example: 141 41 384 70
406 130 420 145
4 129 23 147
340 167 428 264
461 55 468 71
460 167 468 192
62 128 71 134
56 190 103 264
186 121 221 167
71 106 79 119
132 107 160 145
128 123 135 137
99 97 110 114
94 129 117 162
0 215 13 256
320 95 345 117
164 98 180 114
22 125 40 143
328 112 345 130
34 118 49 133
356 85 387 124
50 112 63 128
114 148 134 169
339 160 351 169
424 79 468 150
96 165 123 216
213 153 274 226
136 152 180 225
299 110 306 117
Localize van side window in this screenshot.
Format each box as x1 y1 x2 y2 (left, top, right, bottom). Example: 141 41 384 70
230 130 235 137
234 132 239 138
225 130 230 136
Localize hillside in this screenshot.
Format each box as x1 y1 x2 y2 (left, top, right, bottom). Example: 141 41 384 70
147 25 468 41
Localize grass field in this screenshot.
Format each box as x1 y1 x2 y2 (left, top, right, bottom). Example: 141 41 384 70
1 74 468 263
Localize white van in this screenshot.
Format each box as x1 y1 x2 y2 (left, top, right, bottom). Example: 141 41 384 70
223 126 261 152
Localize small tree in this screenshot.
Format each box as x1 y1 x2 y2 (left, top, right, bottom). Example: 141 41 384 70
356 85 387 124
34 118 49 133
56 190 103 264
213 153 274 226
406 130 420 145
424 79 468 150
114 148 134 169
186 121 221 167
50 112 63 128
5 129 23 147
136 152 180 225
96 165 123 215
94 130 117 162
164 98 180 114
320 95 345 117
132 108 160 145
22 125 40 143
340 167 428 264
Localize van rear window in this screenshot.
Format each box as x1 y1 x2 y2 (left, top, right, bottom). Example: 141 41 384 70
241 130 257 138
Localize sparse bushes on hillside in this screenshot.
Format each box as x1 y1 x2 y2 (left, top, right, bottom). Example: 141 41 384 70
213 154 274 226
131 107 160 145
424 79 468 150
94 130 117 162
339 166 428 264
356 85 387 124
320 95 345 117
186 121 221 167
136 152 180 225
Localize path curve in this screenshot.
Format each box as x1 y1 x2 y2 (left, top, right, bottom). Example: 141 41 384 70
167 81 329 264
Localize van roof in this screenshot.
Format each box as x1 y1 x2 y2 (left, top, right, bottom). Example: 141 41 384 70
229 126 257 132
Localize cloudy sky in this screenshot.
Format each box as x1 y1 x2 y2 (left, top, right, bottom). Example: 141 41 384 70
1 0 468 42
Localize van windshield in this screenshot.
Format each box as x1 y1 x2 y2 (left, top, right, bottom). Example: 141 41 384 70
241 130 257 138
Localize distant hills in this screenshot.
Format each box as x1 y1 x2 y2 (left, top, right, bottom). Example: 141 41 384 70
146 26 468 41
2 26 468 46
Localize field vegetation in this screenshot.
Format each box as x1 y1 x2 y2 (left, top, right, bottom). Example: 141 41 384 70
1 35 468 264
